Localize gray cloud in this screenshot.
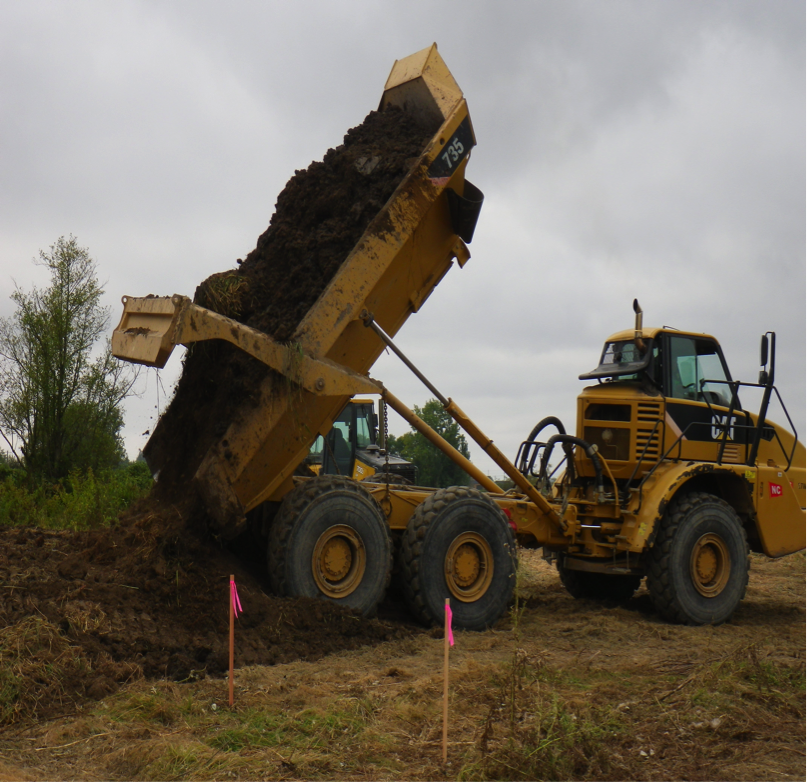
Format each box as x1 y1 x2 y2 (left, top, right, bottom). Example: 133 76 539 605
0 1 803 473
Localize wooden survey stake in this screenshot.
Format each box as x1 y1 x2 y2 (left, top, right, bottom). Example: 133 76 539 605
442 597 451 763
229 574 235 706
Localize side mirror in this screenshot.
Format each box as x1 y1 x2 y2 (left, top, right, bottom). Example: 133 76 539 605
758 332 775 387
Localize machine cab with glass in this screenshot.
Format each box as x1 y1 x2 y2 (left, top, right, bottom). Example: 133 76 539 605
572 301 804 561
578 325 747 471
306 399 416 484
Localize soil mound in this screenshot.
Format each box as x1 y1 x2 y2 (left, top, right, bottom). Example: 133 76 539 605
0 517 413 725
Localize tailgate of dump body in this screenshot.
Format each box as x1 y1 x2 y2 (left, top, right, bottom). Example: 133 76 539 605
137 44 482 532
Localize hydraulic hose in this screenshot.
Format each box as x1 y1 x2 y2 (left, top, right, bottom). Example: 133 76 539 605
526 416 566 443
518 417 575 481
540 434 604 497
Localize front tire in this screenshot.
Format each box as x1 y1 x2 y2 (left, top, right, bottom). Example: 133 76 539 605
400 487 516 631
646 491 749 625
267 476 392 617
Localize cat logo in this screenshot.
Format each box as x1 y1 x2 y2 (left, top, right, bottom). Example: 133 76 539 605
711 414 737 440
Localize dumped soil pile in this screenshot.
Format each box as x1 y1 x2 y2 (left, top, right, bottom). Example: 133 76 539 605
0 512 415 726
147 106 437 489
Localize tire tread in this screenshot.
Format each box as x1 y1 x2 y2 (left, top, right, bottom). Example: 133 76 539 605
400 486 515 628
646 491 749 625
267 476 392 616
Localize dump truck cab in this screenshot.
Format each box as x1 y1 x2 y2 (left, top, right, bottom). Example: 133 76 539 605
513 303 803 626
572 310 805 561
577 325 741 474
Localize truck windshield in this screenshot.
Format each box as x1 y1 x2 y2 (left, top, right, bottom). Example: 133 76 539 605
603 341 644 367
579 339 654 381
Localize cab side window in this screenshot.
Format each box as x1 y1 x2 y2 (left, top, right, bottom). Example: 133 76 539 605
354 415 370 448
667 336 732 406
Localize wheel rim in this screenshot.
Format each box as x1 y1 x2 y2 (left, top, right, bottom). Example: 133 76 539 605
311 525 366 598
444 532 494 602
690 533 731 597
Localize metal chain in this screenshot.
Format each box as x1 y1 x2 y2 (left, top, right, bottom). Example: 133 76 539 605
383 398 390 493
383 399 390 468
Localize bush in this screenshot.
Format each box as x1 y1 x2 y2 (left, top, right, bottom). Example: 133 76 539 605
0 461 152 530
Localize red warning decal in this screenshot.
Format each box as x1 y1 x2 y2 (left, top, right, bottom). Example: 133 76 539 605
769 482 783 498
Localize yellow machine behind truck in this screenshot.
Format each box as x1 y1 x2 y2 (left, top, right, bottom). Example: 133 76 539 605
112 46 805 631
305 399 416 485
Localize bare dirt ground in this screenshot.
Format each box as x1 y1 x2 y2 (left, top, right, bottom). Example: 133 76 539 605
1 548 803 781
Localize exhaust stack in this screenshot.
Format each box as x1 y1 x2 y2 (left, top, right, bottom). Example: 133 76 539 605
633 298 646 354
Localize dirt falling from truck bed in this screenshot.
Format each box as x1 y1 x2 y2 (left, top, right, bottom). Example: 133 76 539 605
148 106 437 490
0 106 439 725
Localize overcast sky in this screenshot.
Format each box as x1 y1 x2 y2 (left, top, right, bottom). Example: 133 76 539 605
1 1 804 477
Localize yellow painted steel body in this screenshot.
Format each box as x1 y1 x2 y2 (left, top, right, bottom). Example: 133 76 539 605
113 45 480 532
564 326 806 560
111 47 803 576
338 481 569 548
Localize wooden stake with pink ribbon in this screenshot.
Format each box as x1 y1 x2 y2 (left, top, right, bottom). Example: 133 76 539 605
229 574 243 707
443 597 454 763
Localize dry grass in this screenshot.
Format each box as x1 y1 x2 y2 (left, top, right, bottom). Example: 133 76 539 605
194 273 249 319
0 552 803 780
0 617 92 726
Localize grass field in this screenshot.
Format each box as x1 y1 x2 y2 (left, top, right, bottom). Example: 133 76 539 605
0 550 803 781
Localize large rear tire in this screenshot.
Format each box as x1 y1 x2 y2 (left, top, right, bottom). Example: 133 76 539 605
557 556 642 601
400 487 516 631
646 491 749 625
267 476 392 617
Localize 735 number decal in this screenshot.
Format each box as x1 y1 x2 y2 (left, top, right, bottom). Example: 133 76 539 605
428 116 475 179
441 138 465 170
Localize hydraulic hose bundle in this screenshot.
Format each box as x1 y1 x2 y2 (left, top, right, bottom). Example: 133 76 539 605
516 419 605 500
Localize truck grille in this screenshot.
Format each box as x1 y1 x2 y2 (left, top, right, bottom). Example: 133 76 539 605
635 402 662 461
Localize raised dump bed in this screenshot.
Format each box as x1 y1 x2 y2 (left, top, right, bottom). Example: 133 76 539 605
113 44 483 534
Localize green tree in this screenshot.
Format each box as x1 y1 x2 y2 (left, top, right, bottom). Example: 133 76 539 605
0 236 137 481
386 398 471 488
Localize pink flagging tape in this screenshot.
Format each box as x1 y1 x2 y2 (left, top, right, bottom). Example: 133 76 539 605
231 579 243 618
445 603 454 646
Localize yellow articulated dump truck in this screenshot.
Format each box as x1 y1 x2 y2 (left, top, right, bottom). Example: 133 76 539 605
113 46 805 630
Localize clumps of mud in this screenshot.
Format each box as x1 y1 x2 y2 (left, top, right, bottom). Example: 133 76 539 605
1 105 438 725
